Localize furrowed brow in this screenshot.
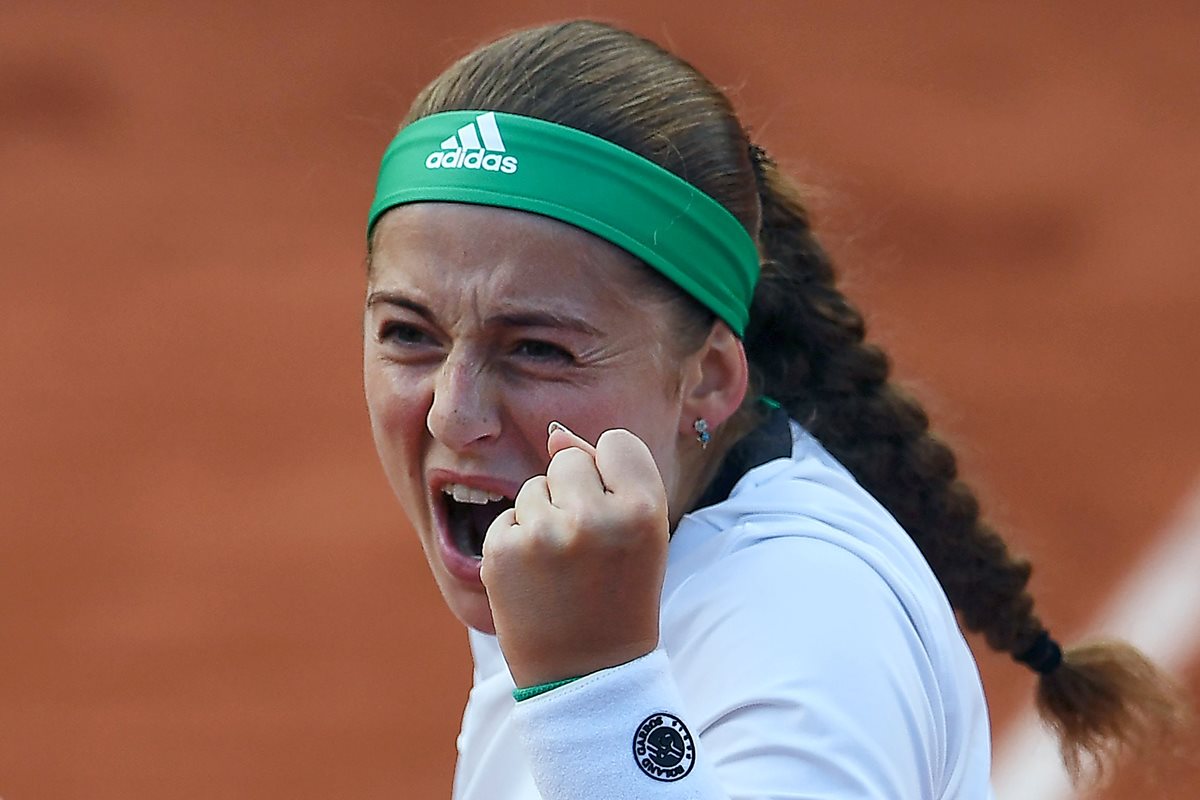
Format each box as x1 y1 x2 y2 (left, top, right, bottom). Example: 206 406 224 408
366 291 602 336
366 290 434 322
491 311 602 337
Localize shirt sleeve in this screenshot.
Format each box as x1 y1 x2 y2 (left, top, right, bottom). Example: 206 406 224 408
511 649 728 799
509 535 963 800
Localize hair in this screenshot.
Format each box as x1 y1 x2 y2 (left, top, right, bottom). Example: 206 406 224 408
395 18 1190 783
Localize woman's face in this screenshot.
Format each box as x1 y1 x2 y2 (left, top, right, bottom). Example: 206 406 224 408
364 203 698 633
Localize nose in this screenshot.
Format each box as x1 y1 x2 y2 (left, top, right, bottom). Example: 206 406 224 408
426 352 501 451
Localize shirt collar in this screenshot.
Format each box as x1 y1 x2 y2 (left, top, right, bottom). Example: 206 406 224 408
690 405 793 512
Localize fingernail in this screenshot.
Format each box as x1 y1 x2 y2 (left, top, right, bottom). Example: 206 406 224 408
548 420 564 436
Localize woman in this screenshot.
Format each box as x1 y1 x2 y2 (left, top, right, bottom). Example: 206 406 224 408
362 20 1184 799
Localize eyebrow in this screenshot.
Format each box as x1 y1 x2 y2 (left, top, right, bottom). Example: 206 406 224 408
366 290 433 322
366 289 603 336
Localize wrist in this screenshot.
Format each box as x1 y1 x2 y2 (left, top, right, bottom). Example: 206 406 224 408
505 637 658 689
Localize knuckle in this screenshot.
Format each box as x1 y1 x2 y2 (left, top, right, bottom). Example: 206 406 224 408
553 445 588 463
480 515 514 561
516 475 547 503
597 428 636 450
546 446 587 475
520 516 572 556
479 541 505 581
620 493 664 524
560 508 591 536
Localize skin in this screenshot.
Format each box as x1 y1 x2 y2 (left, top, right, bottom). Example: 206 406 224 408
363 202 748 686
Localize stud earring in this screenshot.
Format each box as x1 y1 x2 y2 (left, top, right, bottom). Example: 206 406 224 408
693 418 711 449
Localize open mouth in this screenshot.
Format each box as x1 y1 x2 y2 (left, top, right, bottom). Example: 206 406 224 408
441 483 516 559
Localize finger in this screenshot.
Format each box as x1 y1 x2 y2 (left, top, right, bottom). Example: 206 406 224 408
545 445 606 507
513 474 552 527
593 429 667 503
547 420 597 459
480 507 517 564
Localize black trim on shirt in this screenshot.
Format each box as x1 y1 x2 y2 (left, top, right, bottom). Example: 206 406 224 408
691 406 793 512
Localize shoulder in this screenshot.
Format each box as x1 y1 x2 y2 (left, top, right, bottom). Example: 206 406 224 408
663 533 933 686
663 425 971 688
667 424 947 623
660 531 982 796
655 428 992 794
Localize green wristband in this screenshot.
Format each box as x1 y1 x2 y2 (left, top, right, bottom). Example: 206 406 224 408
512 676 583 702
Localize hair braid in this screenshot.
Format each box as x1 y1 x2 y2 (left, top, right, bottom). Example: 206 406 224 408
746 145 1189 780
389 18 1188 784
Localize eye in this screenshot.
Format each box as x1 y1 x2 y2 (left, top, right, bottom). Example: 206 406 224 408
378 321 435 346
513 339 575 363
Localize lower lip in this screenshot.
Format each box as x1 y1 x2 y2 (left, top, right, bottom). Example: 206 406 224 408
433 495 484 585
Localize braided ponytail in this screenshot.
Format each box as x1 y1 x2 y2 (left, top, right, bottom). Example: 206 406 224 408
402 17 1188 782
744 145 1189 781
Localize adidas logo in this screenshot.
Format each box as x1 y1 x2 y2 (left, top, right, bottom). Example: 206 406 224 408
424 111 519 174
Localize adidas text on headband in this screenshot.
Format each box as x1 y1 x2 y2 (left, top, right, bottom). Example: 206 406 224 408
367 111 761 336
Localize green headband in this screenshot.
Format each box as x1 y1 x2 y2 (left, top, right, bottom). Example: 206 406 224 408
367 110 760 335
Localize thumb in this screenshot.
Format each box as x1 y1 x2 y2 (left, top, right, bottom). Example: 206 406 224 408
547 420 598 459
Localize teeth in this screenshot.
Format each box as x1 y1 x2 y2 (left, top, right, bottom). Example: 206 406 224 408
443 483 505 504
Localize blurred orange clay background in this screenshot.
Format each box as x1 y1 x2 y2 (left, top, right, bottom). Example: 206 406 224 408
2 2 1198 798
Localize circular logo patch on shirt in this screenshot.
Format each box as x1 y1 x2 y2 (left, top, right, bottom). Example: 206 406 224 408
632 712 695 782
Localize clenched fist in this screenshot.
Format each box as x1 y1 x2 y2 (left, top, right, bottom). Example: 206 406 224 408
480 422 670 688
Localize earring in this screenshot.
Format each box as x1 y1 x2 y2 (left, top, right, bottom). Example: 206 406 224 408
693 418 711 449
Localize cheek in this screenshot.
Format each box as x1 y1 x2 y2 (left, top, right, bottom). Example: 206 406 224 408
364 365 428 491
554 381 682 459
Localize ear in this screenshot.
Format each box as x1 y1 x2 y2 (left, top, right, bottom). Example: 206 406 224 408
677 322 749 439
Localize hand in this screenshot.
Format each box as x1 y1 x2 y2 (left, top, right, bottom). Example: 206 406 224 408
480 422 670 688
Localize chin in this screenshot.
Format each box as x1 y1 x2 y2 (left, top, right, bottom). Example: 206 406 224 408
443 583 497 635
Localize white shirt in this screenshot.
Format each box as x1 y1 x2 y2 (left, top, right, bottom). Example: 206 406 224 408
452 423 994 799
